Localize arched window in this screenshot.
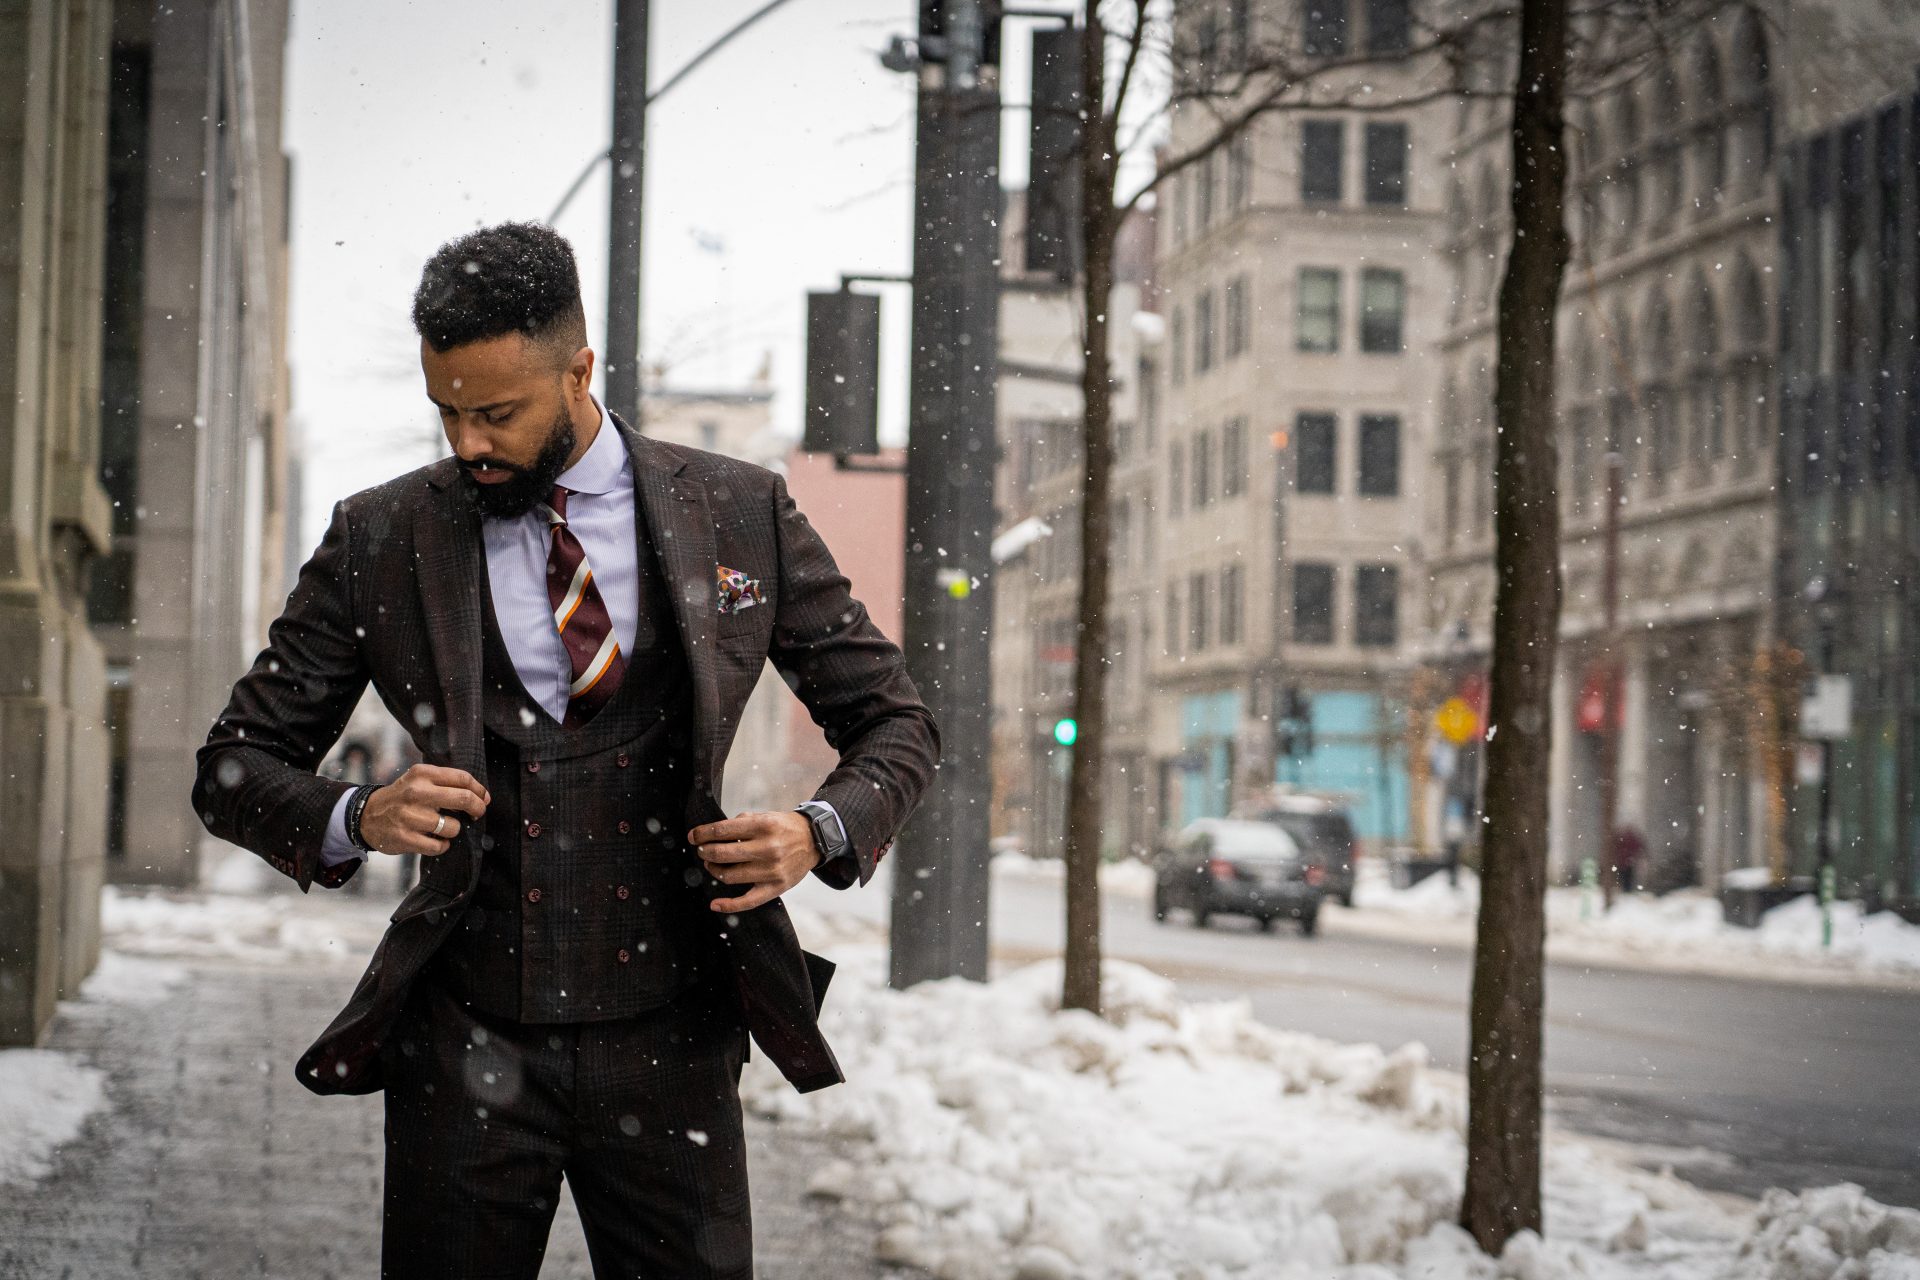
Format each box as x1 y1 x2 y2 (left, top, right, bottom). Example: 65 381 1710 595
1642 289 1676 486
1689 33 1724 119
1685 271 1723 470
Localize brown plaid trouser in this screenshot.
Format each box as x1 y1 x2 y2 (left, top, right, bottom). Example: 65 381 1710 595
378 973 751 1279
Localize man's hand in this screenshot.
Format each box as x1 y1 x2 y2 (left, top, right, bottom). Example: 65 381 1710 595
689 811 823 914
360 764 490 856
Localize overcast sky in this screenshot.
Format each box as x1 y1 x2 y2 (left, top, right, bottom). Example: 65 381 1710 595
282 0 966 548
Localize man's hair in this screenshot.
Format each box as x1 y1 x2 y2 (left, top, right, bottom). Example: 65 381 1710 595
411 221 588 364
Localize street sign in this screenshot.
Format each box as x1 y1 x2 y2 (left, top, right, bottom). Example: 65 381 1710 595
1434 696 1479 746
1799 675 1853 741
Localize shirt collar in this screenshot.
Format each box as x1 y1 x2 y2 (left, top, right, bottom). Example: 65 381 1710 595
552 398 629 496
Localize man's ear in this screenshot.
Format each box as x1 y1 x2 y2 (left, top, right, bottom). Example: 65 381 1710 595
567 345 596 399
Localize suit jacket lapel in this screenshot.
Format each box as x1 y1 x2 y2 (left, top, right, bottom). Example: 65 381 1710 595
616 414 724 800
413 466 486 774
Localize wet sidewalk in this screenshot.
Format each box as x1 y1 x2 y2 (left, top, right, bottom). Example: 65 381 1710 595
0 881 906 1279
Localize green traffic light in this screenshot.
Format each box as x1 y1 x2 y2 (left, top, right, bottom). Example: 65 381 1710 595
1053 717 1077 746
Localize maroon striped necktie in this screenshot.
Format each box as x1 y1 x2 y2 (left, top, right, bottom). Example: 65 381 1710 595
538 484 627 728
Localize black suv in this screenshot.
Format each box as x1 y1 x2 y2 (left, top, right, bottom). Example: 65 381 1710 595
1151 818 1326 935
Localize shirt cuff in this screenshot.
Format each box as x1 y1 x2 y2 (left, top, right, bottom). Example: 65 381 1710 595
319 788 366 867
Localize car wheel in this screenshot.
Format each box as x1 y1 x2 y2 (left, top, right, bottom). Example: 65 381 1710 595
1256 915 1275 934
1191 903 1212 929
1298 909 1319 937
1339 889 1355 910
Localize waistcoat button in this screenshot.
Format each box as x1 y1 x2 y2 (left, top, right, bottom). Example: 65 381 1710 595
527 761 540 773
616 885 630 900
526 822 542 838
617 820 632 835
526 888 542 903
616 948 631 964
615 753 630 767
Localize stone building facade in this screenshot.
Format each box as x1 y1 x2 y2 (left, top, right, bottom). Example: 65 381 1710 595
98 0 295 888
989 194 1156 858
1424 0 1920 889
1 0 118 1044
1149 0 1446 846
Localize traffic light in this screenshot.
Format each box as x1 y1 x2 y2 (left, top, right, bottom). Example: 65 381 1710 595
1275 687 1313 758
1053 717 1078 747
803 289 881 456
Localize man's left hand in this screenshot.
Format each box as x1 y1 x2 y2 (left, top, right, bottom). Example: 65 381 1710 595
689 811 823 914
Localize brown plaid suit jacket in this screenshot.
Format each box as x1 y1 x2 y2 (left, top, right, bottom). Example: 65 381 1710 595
192 414 940 1096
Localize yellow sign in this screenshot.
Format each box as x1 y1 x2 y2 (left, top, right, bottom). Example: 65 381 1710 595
1434 696 1480 746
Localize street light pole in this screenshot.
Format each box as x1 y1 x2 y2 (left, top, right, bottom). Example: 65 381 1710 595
888 0 1001 989
607 0 649 427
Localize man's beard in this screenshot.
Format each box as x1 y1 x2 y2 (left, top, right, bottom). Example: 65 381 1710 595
457 399 577 521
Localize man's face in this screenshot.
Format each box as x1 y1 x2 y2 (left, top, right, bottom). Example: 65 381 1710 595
422 332 592 521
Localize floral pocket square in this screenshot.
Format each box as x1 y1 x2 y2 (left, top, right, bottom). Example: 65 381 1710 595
716 564 764 615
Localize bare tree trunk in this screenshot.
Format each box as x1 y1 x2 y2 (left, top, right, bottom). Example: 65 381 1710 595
1062 8 1118 1016
1460 0 1570 1254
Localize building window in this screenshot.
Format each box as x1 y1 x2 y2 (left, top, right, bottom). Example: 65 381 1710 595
1302 120 1344 204
1189 571 1211 650
1165 582 1181 657
1292 562 1335 645
1139 354 1160 449
1192 428 1213 507
1303 0 1348 57
1170 307 1186 384
1366 0 1410 55
1357 414 1401 495
1227 133 1251 209
1364 122 1409 206
1220 564 1244 644
1195 289 1216 373
1224 276 1249 359
1198 150 1218 230
1354 563 1399 648
1296 412 1337 493
1169 442 1185 515
1360 267 1405 353
1221 418 1247 496
1442 456 1461 546
1297 267 1340 352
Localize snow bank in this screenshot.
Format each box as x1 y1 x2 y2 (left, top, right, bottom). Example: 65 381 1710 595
102 884 388 963
0 1052 106 1189
1348 864 1920 982
992 850 1157 899
743 925 1916 1279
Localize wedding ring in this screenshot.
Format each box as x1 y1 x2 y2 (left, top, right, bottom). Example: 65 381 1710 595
432 814 446 836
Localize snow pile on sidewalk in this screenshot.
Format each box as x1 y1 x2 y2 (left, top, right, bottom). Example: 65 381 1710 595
0 1052 106 1189
743 930 1920 1278
1349 864 1920 980
0 947 189 1189
102 883 388 963
992 849 1157 898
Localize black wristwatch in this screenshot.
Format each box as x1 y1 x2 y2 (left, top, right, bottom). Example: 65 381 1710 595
795 800 850 868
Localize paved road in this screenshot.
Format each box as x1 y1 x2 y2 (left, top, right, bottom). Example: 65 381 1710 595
791 869 1920 1208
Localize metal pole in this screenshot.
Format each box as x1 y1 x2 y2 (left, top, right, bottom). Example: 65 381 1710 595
889 0 1000 988
607 0 649 426
1598 450 1623 908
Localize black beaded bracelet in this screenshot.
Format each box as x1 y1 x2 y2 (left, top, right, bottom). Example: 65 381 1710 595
345 783 379 852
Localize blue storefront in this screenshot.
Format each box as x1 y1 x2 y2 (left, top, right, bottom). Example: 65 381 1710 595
1177 687 1409 843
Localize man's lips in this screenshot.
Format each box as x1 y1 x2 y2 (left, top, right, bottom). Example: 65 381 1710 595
464 464 515 484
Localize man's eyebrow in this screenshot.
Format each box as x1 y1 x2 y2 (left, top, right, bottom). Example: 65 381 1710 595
428 396 519 414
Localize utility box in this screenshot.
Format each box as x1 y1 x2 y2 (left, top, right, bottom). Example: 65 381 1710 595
803 290 882 455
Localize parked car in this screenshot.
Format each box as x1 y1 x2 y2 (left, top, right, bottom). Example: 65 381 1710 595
1151 818 1325 935
1235 793 1360 908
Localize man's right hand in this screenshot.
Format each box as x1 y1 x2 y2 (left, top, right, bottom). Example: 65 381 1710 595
360 764 490 856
